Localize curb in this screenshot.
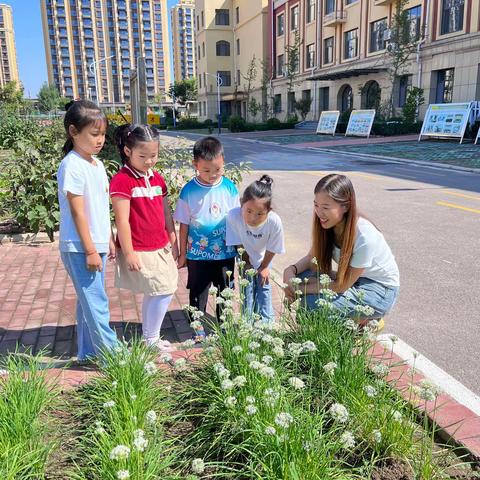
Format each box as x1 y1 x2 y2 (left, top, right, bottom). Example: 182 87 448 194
0 232 59 244
374 335 480 462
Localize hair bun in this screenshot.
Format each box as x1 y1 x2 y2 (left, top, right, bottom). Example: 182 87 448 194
258 174 273 186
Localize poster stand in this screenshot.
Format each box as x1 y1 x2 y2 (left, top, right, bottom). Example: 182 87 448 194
345 110 376 138
316 110 340 136
418 102 473 144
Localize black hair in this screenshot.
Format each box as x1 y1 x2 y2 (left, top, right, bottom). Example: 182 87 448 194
113 124 160 165
193 136 224 161
62 100 108 155
241 175 274 210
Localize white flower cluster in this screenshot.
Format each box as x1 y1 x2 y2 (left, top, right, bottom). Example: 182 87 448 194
146 410 157 425
364 385 377 398
288 377 305 390
319 288 337 301
133 429 148 452
329 403 349 423
319 273 332 286
414 379 441 401
340 431 355 449
225 396 237 407
354 305 375 317
191 458 205 474
109 445 130 461
323 362 337 375
144 361 157 376
275 412 293 428
344 319 359 331
371 362 389 378
117 470 130 479
264 388 280 407
103 400 115 408
287 340 317 357
233 375 247 387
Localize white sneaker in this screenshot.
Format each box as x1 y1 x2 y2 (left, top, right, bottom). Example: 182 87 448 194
155 339 174 352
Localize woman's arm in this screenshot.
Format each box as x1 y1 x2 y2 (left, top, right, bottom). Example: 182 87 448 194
282 253 314 299
331 266 364 294
67 192 102 272
112 197 142 271
163 196 178 261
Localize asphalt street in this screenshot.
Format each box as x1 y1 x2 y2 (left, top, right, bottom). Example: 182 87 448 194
163 131 480 396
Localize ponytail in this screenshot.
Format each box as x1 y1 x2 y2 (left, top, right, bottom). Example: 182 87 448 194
241 174 274 209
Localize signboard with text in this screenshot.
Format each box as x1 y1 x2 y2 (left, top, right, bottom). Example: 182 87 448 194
419 102 473 144
345 110 376 138
316 110 340 135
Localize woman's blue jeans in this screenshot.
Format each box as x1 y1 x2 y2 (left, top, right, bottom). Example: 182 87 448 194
60 252 119 360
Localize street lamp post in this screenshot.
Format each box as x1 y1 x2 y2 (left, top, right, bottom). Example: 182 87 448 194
89 54 114 105
206 72 223 134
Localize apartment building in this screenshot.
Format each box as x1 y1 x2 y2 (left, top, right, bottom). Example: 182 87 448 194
40 0 171 106
171 0 195 81
0 4 19 88
270 0 480 121
195 0 270 121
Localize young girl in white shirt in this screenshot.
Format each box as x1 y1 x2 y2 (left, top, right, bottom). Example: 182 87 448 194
283 173 399 325
226 175 285 322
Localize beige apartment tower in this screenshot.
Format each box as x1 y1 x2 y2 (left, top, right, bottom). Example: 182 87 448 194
195 0 270 121
40 0 171 106
171 0 195 81
0 4 19 88
270 0 480 121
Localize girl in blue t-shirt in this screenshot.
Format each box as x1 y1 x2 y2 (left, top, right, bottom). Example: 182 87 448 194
57 100 119 363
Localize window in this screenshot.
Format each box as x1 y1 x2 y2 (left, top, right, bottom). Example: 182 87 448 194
215 8 229 26
441 0 464 35
277 14 284 35
302 89 311 102
237 69 241 85
201 10 204 26
398 74 412 107
325 0 335 15
324 37 334 64
306 43 315 68
340 85 353 112
236 6 239 24
370 18 387 52
406 5 422 41
344 29 358 59
202 42 205 57
307 0 315 23
291 5 299 30
277 54 284 76
288 91 296 113
196 15 199 30
274 93 282 113
345 0 357 4
216 40 230 56
319 87 329 111
199 74 202 88
435 68 454 103
217 70 231 86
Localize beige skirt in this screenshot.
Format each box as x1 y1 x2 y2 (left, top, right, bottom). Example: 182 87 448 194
115 247 178 296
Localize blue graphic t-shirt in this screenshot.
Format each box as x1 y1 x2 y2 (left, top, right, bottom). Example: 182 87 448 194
173 176 240 260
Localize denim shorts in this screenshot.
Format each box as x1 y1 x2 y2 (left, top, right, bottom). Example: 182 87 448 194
303 272 399 319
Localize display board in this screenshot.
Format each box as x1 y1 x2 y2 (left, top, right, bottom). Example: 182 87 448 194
419 102 473 144
475 125 480 145
316 110 340 135
345 110 376 138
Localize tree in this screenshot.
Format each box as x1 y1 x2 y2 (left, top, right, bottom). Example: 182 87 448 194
168 78 197 115
402 87 424 124
385 0 422 117
0 81 25 113
285 30 302 94
260 57 272 121
295 97 312 121
37 83 61 112
242 56 257 122
248 97 261 121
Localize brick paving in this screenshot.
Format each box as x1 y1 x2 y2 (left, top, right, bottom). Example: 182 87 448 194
0 241 284 359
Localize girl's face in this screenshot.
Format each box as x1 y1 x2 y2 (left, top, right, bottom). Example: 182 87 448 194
242 198 269 227
194 156 224 185
314 190 348 230
70 121 106 157
125 140 159 173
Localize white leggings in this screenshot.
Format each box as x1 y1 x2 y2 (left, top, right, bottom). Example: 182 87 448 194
142 294 173 345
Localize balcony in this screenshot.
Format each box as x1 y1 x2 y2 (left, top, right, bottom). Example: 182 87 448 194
323 11 347 27
374 0 395 4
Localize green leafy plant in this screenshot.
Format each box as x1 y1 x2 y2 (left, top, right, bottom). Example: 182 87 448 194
294 98 312 121
402 87 425 125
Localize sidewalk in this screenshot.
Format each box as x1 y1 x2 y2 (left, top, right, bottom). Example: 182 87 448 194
0 241 284 359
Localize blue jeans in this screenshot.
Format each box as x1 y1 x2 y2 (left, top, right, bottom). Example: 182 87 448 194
60 252 119 360
243 275 274 323
303 272 399 319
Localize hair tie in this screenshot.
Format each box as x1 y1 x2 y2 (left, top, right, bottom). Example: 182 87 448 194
127 131 132 137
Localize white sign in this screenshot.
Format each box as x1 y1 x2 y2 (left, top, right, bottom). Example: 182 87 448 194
316 110 340 135
419 102 473 144
345 110 376 138
476 127 480 145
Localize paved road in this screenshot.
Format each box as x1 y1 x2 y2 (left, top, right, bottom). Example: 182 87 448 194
163 131 480 396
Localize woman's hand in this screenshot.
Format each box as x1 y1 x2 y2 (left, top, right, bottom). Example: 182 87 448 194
283 265 297 301
125 252 142 271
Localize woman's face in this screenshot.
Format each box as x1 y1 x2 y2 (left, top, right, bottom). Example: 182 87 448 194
314 190 348 229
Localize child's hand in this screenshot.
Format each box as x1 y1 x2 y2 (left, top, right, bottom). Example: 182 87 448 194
171 243 179 262
125 252 142 271
177 253 186 269
86 252 103 272
258 267 270 286
108 239 117 262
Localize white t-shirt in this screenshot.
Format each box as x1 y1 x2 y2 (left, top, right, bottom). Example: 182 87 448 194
333 217 400 287
57 150 110 253
226 207 285 269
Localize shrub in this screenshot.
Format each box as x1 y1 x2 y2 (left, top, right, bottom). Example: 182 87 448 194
203 118 214 127
266 117 282 129
177 117 202 129
0 114 40 149
228 115 247 132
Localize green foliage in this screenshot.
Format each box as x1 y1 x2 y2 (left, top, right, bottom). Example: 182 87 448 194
0 353 57 479
294 98 312 121
37 82 62 113
0 81 26 113
285 31 302 93
176 117 202 129
402 87 425 124
0 115 40 149
2 120 64 240
228 115 247 133
169 78 198 106
266 117 282 129
248 97 261 121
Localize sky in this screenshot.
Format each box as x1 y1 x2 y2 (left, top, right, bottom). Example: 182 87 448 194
2 0 178 98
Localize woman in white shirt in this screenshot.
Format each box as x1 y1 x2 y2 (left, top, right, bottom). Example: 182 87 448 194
283 173 399 323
